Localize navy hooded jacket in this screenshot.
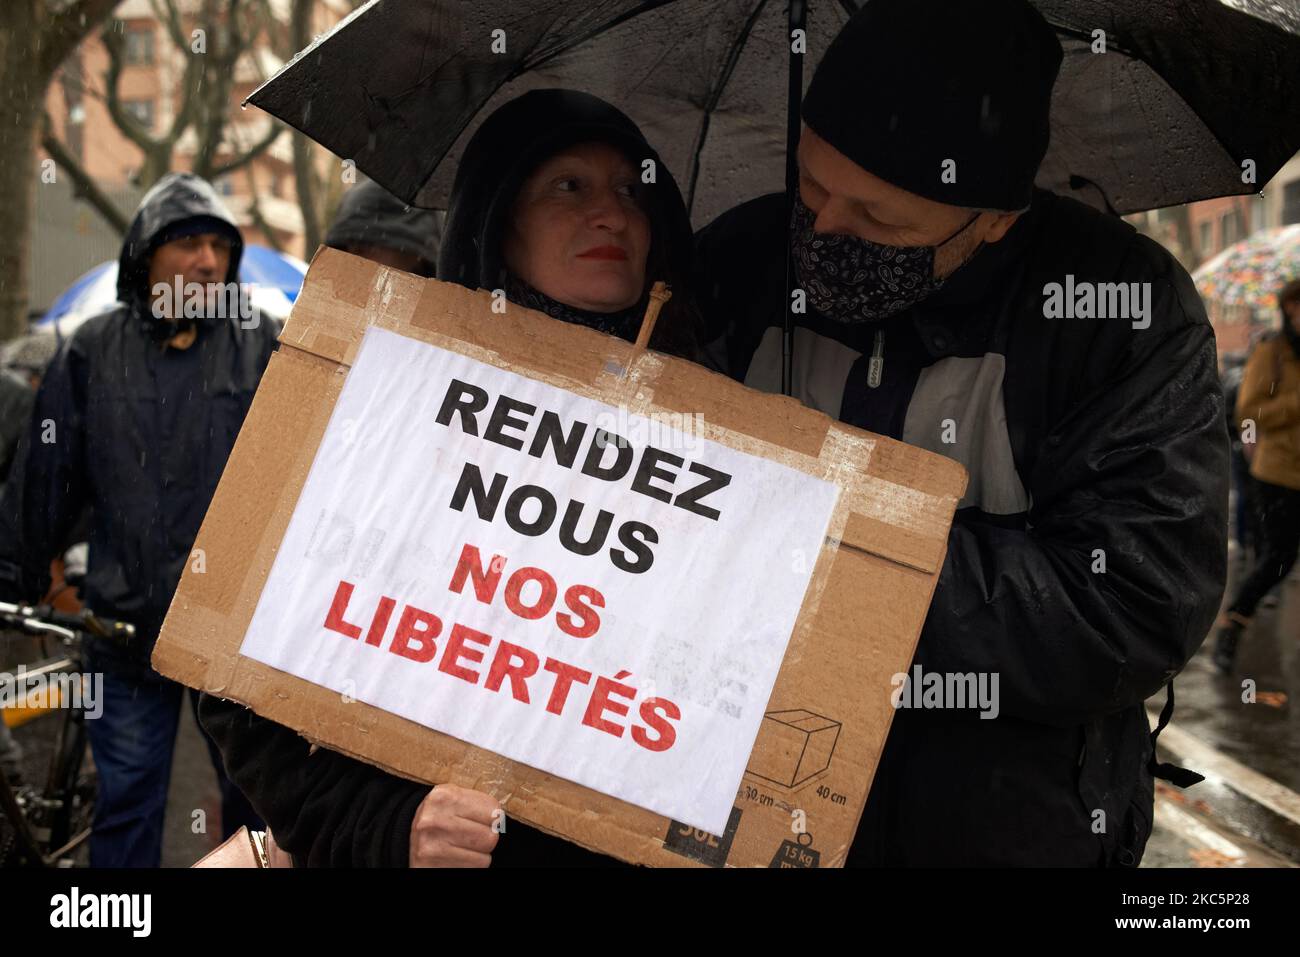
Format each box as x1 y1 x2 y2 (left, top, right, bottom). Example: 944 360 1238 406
0 172 280 679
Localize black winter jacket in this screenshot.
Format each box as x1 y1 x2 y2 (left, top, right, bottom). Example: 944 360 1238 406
0 173 279 679
694 189 1230 866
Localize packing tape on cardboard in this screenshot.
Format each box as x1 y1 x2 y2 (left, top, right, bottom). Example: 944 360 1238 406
277 281 954 583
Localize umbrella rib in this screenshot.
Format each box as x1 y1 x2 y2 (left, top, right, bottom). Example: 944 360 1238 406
1046 19 1255 209
684 0 771 215
1043 21 1142 59
523 0 680 74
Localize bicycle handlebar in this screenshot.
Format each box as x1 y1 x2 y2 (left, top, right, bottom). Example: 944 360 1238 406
0 601 136 643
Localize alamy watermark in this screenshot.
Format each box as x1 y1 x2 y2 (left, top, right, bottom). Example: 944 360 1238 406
150 277 261 328
592 405 706 454
890 665 1000 719
0 666 103 720
1042 275 1151 329
49 888 150 937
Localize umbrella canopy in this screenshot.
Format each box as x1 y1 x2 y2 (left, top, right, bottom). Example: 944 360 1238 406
248 0 1300 225
38 245 309 336
249 0 849 230
1193 224 1300 310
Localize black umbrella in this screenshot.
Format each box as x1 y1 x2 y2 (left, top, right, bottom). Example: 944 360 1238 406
248 0 1300 389
249 1 850 231
1032 0 1300 215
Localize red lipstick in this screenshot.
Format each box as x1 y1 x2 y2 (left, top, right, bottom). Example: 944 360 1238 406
577 245 628 261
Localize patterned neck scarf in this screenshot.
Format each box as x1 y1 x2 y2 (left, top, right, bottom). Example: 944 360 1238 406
503 273 646 341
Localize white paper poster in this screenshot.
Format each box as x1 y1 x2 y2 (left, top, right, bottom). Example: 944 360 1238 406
239 326 839 834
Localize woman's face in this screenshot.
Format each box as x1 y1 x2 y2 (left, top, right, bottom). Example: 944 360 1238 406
502 141 651 312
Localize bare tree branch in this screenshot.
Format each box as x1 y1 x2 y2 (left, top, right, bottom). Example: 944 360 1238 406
288 0 323 252
39 0 124 79
40 112 130 234
2 0 122 339
147 0 187 50
210 121 285 178
100 20 157 152
50 67 108 105
99 5 205 186
191 0 254 177
243 165 285 253
158 0 210 150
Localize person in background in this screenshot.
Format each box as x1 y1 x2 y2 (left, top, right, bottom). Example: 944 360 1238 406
0 333 58 484
1220 351 1259 563
0 332 61 787
1213 278 1300 672
0 172 277 867
323 177 443 278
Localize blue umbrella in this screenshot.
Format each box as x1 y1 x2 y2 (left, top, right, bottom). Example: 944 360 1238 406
239 245 311 302
39 244 309 336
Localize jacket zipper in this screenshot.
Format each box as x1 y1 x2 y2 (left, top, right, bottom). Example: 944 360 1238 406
867 329 885 388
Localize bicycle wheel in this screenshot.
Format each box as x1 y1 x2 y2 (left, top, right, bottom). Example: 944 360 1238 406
0 770 45 867
44 707 95 862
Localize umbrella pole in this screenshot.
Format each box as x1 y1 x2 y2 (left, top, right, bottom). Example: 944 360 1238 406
783 0 807 397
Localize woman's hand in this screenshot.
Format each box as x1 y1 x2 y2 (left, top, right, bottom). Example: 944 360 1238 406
409 784 501 867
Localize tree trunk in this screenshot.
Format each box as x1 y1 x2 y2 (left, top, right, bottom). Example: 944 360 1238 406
0 2 45 341
0 0 123 341
290 0 321 256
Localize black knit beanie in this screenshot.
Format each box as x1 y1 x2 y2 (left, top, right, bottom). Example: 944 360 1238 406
802 0 1062 212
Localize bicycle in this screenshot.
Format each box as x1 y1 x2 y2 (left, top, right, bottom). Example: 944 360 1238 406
0 601 134 867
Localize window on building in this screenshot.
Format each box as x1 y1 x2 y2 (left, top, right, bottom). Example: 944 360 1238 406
1199 221 1213 255
1251 195 1267 234
124 27 154 66
122 98 154 131
1221 213 1237 247
1283 180 1300 226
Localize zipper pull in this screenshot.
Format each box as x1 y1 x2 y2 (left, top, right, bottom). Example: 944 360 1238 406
867 329 885 388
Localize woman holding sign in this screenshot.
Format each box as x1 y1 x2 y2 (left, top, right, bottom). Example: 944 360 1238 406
438 87 705 360
198 89 705 867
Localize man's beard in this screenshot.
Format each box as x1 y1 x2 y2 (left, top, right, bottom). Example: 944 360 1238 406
148 278 228 338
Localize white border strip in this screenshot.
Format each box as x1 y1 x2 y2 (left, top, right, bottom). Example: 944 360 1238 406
1149 709 1300 827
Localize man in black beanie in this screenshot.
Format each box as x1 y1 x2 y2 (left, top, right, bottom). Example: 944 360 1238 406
696 0 1227 866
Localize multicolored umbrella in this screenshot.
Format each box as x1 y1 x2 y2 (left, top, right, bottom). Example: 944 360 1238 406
1193 224 1300 309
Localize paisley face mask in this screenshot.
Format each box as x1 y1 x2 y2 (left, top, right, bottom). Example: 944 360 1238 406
790 196 980 322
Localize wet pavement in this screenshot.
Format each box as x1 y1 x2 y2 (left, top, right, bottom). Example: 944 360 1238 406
146 548 1300 868
1141 547 1300 868
7 544 1297 868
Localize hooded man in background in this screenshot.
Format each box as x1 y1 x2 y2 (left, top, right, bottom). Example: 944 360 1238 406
1 332 65 789
0 172 277 867
696 0 1228 866
323 177 443 277
0 333 59 485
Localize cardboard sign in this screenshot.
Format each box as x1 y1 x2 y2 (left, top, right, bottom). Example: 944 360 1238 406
239 325 840 833
153 247 967 866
